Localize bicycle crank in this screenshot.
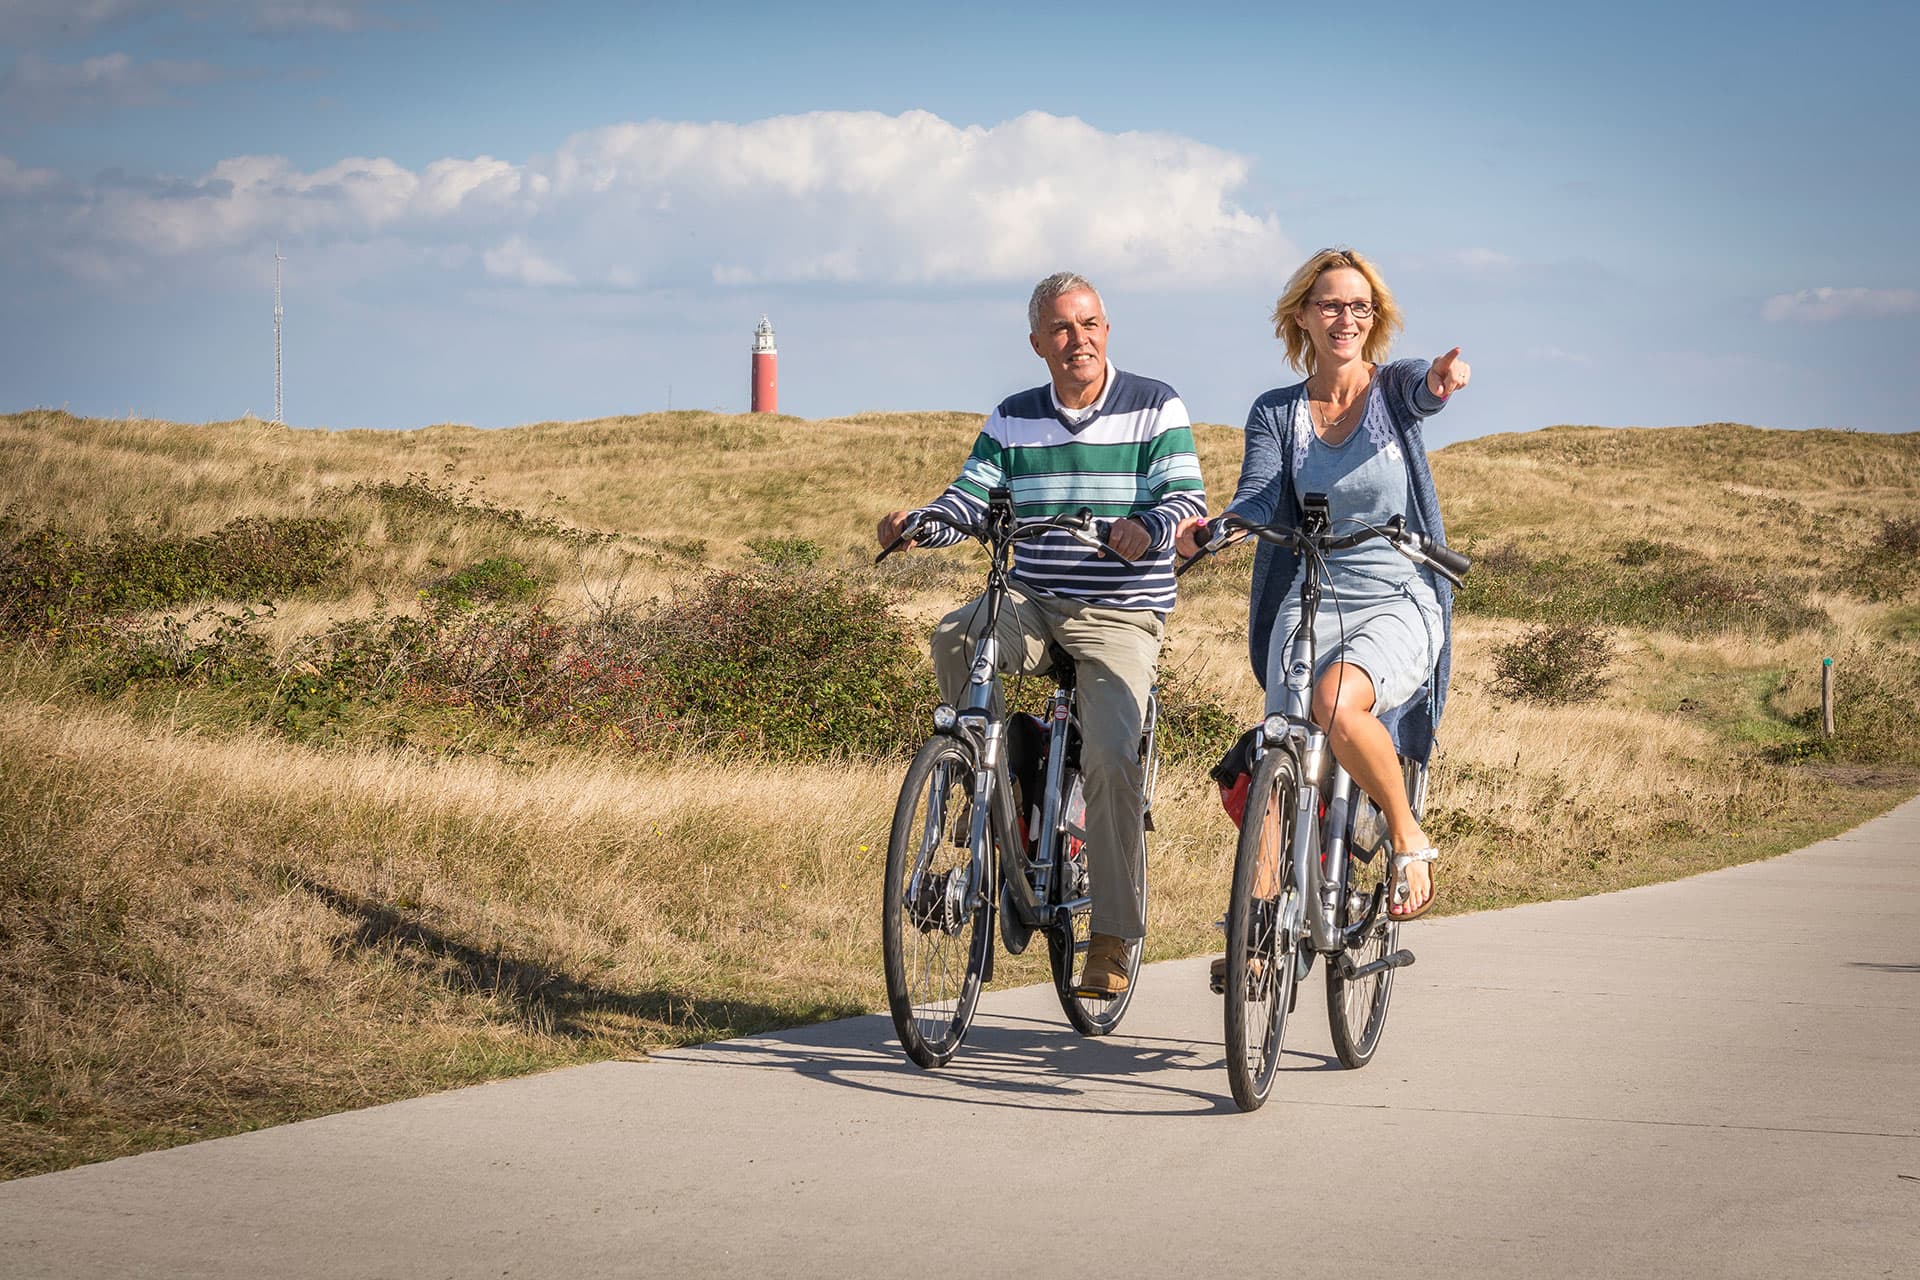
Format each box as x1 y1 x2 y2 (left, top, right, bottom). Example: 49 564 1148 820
1337 948 1415 981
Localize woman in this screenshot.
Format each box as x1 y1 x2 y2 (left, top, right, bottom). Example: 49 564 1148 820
1179 247 1468 918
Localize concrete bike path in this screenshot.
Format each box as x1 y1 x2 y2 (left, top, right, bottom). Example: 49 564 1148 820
4 798 1917 1279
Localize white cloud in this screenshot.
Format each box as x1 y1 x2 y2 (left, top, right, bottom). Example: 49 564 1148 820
1 51 229 118
1761 287 1920 324
483 236 575 288
0 109 1292 292
1527 345 1593 366
0 0 406 42
0 0 147 43
1446 248 1516 272
0 155 59 193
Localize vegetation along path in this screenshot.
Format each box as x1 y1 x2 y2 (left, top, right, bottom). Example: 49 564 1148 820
2 410 1916 1178
3 797 1916 1278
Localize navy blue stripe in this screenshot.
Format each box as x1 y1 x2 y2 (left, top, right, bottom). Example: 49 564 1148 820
994 369 1175 427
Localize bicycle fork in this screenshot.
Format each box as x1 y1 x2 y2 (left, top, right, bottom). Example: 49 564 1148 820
1283 727 1416 978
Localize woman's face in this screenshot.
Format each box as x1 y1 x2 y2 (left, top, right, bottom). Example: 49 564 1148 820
1299 265 1374 367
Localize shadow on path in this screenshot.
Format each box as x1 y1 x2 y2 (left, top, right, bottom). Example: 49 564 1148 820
658 1006 1343 1118
291 875 857 1041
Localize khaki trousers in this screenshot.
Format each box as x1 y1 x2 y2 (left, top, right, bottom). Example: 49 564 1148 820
931 585 1165 941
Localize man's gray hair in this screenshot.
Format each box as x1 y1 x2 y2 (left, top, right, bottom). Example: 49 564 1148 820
1028 271 1104 333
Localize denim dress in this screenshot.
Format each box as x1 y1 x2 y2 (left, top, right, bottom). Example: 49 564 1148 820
1265 384 1443 716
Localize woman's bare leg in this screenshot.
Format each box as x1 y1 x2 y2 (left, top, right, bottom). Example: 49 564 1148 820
1311 663 1433 915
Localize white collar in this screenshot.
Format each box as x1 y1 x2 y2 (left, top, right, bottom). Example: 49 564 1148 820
1049 359 1116 424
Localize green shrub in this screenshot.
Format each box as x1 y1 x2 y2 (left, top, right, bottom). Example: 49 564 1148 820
79 607 275 697
427 557 541 611
1851 516 1920 603
746 536 824 570
351 469 610 547
0 513 346 633
1767 646 1920 766
1457 539 1827 638
1490 622 1615 704
639 565 935 757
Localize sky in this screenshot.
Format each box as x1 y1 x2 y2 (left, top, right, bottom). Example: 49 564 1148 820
1 0 1916 446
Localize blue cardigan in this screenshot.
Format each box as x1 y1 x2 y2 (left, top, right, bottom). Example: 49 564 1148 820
1226 358 1454 763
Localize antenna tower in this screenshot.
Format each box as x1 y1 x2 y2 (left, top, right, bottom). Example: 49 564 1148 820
273 242 285 424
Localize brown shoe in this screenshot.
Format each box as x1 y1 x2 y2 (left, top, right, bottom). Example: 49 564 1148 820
1075 933 1132 999
1209 952 1270 994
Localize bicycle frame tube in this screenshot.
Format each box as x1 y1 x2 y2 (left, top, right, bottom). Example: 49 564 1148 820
949 552 1059 930
1267 542 1360 955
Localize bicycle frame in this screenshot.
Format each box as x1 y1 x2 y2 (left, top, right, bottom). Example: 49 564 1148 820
907 503 1159 945
1233 499 1445 963
943 563 1090 937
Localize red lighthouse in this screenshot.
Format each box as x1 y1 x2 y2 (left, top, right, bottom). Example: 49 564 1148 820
751 315 778 414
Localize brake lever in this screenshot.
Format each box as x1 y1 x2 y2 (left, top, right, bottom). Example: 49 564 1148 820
1091 518 1138 568
873 516 925 565
1174 528 1251 576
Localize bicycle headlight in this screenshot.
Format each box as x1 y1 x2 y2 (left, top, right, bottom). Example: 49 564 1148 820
1261 713 1288 745
932 704 959 733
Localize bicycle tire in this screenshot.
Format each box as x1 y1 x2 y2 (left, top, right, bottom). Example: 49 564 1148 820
882 736 992 1068
1224 744 1301 1112
1325 790 1400 1069
1047 771 1144 1035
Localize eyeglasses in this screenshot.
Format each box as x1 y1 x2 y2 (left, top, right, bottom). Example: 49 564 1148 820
1309 299 1375 320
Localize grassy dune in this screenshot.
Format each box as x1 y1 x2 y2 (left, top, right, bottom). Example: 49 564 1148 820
2 407 1916 1178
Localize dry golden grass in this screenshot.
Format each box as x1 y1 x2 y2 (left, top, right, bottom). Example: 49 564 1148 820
2 407 1915 1179
0 681 1232 1179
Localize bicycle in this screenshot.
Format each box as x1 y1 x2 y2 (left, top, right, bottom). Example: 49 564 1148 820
1178 494 1468 1111
876 487 1161 1068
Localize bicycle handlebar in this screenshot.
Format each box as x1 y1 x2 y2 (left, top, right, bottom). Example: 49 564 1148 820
1178 511 1471 588
875 507 1137 568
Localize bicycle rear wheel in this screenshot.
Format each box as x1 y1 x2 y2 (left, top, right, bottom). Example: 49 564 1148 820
1048 774 1143 1035
1325 789 1401 1069
882 736 992 1068
1224 746 1301 1112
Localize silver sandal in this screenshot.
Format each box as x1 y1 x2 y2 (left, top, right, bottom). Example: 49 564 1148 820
1387 846 1439 921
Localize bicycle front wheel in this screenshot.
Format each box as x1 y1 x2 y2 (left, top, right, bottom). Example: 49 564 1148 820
1224 745 1301 1112
1327 757 1422 1067
882 736 992 1068
1325 790 1401 1069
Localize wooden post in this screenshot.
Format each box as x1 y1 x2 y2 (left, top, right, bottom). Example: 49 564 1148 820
1821 657 1835 738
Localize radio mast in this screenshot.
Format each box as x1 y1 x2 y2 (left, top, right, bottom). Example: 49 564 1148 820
273 242 285 424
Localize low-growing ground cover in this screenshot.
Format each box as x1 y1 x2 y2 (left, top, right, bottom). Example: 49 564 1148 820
1 408 1914 1178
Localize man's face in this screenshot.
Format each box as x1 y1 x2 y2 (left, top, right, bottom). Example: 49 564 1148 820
1028 288 1109 407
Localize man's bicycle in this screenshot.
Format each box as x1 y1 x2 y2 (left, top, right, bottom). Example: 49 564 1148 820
1179 495 1468 1111
876 489 1159 1068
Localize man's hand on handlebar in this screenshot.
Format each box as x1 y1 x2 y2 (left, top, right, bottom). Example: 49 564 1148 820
877 509 918 551
1101 516 1150 562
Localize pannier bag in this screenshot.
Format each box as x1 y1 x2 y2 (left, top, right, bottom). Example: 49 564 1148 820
1208 726 1261 828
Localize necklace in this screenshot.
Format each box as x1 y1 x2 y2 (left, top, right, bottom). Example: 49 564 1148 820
1309 367 1373 441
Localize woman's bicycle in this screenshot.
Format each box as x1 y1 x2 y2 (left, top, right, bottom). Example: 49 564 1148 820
1179 495 1468 1111
876 488 1159 1068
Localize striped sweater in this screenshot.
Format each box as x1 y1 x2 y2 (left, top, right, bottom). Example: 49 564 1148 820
915 365 1207 613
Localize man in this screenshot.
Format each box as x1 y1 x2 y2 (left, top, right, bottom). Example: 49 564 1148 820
877 271 1206 996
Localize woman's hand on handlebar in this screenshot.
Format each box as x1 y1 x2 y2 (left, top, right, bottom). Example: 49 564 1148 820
1173 514 1218 559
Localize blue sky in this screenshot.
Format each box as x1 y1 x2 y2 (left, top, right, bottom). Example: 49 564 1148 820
1 0 1915 445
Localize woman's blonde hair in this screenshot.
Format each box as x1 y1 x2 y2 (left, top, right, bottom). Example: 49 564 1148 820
1270 247 1403 375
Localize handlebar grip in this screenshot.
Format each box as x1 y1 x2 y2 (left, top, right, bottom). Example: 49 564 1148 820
1423 538 1470 579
